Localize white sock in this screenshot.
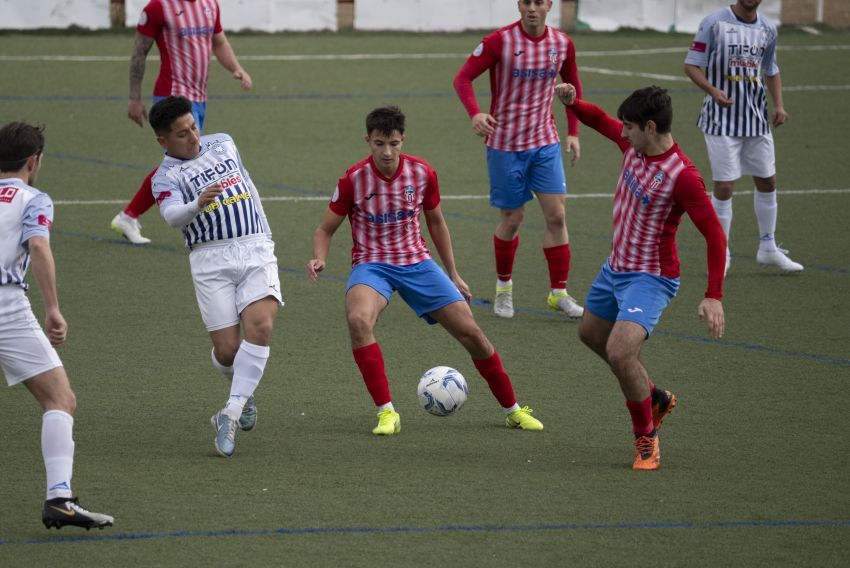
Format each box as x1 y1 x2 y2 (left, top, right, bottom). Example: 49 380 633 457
223 340 269 420
711 195 733 258
503 403 520 414
210 347 234 381
497 279 512 289
42 410 74 500
754 190 778 252
551 288 566 296
377 402 395 413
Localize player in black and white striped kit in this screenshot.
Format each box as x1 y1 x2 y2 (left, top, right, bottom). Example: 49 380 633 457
150 96 283 458
684 0 802 275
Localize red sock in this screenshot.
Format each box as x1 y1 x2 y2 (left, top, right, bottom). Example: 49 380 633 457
543 243 571 290
626 397 654 437
473 351 517 408
494 235 519 283
352 342 391 406
124 168 157 218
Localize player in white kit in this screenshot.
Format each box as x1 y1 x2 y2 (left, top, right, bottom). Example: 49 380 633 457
0 122 114 530
148 96 282 458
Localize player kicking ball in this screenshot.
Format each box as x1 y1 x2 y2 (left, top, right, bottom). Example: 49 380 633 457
149 96 282 457
307 106 544 435
555 83 726 470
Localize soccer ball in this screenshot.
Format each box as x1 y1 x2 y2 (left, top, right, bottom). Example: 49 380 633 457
417 366 468 416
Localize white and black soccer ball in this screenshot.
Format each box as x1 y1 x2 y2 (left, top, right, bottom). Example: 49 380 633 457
417 366 468 416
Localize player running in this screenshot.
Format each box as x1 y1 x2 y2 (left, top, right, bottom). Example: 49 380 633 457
0 122 114 529
555 83 726 470
149 96 281 458
307 106 544 436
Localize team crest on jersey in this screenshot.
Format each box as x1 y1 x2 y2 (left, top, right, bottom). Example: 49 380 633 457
548 47 558 64
0 186 19 203
213 144 225 154
403 185 415 203
649 171 665 191
204 7 213 17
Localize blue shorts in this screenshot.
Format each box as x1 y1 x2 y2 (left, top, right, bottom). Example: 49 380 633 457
584 260 680 336
346 260 464 325
153 96 206 134
486 142 567 209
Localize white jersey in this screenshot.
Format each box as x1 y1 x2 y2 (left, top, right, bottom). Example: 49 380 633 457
152 134 271 248
0 178 53 291
684 6 779 137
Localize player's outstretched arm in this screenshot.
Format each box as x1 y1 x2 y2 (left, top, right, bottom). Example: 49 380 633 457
698 298 724 339
308 209 346 283
28 236 67 347
212 32 252 91
128 33 155 126
424 206 471 302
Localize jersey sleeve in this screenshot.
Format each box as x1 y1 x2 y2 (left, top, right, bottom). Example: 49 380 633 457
328 174 354 216
422 166 441 210
213 1 223 34
673 167 726 300
761 23 780 76
21 193 53 246
558 39 582 137
136 0 164 38
570 99 630 152
453 32 502 118
684 15 713 67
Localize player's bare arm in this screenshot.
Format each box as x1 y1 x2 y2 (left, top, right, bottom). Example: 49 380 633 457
564 135 580 167
471 113 498 137
27 236 68 347
683 64 732 108
128 33 155 126
764 73 788 127
212 32 253 91
308 209 346 283
424 206 472 302
698 298 725 339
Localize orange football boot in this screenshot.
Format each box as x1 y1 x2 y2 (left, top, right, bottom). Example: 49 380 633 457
633 432 661 471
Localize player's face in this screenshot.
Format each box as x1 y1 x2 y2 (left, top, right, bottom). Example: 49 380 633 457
157 113 201 160
518 0 552 33
366 129 404 176
737 0 761 11
621 120 650 153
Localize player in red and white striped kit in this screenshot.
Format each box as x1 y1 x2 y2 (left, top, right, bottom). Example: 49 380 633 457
111 0 252 244
555 83 726 470
307 106 544 436
454 0 583 319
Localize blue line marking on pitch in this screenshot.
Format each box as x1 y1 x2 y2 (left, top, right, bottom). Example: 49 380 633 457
1 518 847 546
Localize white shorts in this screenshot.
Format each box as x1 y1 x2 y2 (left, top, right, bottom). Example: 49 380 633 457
0 286 63 386
189 235 284 331
704 132 776 181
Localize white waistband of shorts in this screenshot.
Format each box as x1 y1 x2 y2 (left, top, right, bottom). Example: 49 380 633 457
0 283 26 298
189 233 271 251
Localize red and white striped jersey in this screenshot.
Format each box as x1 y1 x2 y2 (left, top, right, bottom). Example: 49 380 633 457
454 20 581 152
329 155 441 267
570 100 726 300
137 0 222 102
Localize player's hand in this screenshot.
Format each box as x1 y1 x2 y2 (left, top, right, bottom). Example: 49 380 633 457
698 298 724 339
450 273 472 304
711 88 733 108
233 68 253 91
565 135 580 167
772 106 789 128
44 309 67 347
555 83 577 106
198 182 225 208
471 113 497 137
306 259 325 283
128 99 148 127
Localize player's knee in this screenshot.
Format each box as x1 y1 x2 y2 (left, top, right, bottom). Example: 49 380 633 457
245 318 274 346
346 311 374 340
605 344 633 372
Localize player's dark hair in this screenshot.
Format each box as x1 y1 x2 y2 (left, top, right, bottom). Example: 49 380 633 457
149 96 194 136
0 122 45 172
366 106 405 137
617 86 673 134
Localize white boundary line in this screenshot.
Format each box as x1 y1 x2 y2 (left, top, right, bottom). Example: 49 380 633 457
52 188 850 206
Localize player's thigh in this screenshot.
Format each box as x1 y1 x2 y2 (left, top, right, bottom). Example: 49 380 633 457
235 238 283 317
486 146 534 209
740 133 776 178
189 245 240 331
704 134 743 182
345 264 393 328
615 273 679 337
22 366 75 412
528 142 567 195
395 260 465 325
0 292 62 387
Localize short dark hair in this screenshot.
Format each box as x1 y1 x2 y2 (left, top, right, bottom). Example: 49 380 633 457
366 106 405 136
617 86 673 133
149 96 194 136
0 122 45 172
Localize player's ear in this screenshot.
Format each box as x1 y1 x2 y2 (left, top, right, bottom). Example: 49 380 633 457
156 135 169 150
